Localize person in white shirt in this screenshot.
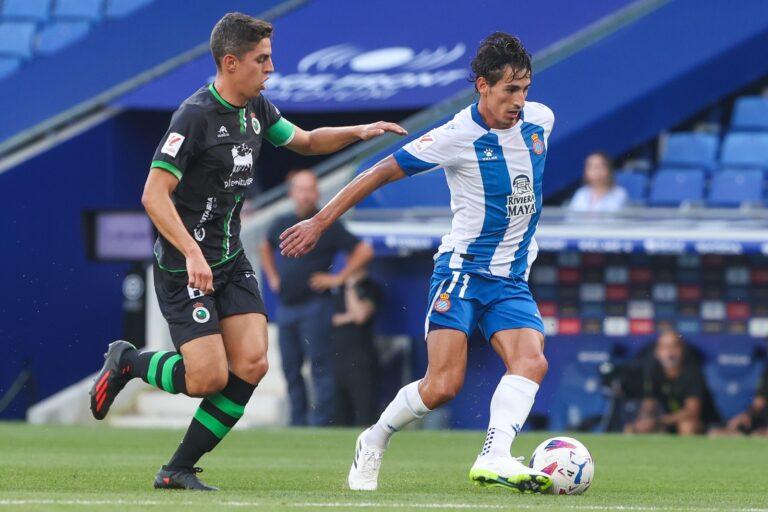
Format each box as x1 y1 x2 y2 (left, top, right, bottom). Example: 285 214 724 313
279 32 554 494
568 152 627 212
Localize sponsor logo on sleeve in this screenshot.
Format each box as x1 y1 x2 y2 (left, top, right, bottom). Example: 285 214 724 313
413 132 436 153
160 132 185 158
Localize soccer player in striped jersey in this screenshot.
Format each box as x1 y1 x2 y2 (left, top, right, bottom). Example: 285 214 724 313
280 32 554 493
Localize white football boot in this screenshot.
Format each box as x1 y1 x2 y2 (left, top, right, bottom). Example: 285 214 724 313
347 428 385 491
469 456 552 493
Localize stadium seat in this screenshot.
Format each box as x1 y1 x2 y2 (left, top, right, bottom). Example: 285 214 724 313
648 168 705 207
549 341 613 432
1 0 51 22
705 351 764 420
53 0 102 21
720 133 768 170
105 0 155 18
36 21 91 55
614 171 647 202
707 170 764 207
660 132 719 170
731 96 768 132
0 57 21 80
0 22 37 59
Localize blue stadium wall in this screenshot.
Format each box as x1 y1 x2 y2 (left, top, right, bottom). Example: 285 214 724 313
0 112 169 418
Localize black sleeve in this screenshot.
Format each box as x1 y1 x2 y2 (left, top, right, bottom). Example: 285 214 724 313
681 365 706 400
266 217 283 248
328 221 361 253
252 94 282 131
150 105 206 180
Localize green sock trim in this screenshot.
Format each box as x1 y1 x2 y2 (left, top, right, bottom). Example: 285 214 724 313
194 407 230 439
161 354 182 394
208 393 245 419
146 351 169 388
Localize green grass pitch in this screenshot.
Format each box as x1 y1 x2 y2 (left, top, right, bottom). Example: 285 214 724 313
1 423 766 511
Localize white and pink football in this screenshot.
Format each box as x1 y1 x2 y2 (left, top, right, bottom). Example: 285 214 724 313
529 436 594 495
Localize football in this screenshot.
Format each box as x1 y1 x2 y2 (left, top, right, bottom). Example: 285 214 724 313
529 436 594 495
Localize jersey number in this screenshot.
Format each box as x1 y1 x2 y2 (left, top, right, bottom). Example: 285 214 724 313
446 271 470 298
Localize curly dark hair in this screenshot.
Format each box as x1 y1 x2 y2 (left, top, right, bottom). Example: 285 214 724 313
470 32 531 91
210 12 273 69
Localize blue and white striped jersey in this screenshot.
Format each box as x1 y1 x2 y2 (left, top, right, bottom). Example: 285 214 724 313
393 101 554 281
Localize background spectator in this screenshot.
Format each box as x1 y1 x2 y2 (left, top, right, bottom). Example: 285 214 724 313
261 170 374 426
625 330 719 435
331 268 382 426
569 151 628 212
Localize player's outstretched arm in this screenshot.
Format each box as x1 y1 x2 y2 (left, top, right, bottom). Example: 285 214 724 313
280 156 405 257
285 122 407 156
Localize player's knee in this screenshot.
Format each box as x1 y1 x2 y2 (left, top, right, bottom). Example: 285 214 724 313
233 354 269 385
519 353 548 382
426 377 463 406
187 368 228 397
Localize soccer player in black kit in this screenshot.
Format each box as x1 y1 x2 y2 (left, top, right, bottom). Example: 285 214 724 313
89 12 406 491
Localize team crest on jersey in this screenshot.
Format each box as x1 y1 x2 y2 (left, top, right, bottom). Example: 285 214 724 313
507 175 537 217
250 113 261 135
531 133 545 155
434 292 451 313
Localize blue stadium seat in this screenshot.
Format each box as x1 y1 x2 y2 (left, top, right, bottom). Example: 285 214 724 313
731 96 768 132
705 353 764 421
0 22 37 59
549 341 613 432
648 168 705 207
660 133 719 170
707 170 764 207
720 133 768 170
53 0 102 21
36 22 91 55
0 57 21 80
1 0 51 22
614 171 647 202
105 0 154 18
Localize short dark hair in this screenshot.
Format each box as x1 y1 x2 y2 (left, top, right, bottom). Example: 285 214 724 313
470 32 531 90
210 12 273 69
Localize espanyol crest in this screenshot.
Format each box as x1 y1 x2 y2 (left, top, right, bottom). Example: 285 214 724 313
531 133 544 155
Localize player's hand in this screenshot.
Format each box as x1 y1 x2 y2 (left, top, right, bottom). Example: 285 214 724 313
358 121 408 141
186 251 214 294
309 272 342 291
279 218 323 257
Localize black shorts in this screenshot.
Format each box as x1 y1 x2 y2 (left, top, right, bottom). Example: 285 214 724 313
153 251 267 349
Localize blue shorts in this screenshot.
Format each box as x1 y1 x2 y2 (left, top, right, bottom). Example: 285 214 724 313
424 264 544 341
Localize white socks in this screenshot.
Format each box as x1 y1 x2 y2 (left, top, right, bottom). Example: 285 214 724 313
478 374 539 460
364 380 430 450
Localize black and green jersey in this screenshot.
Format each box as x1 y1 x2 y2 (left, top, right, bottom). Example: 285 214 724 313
150 83 295 272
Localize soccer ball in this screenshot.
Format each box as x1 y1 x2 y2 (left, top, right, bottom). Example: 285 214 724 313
528 436 594 495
